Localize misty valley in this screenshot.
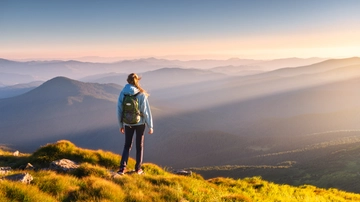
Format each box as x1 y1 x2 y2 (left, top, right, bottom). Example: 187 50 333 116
1 57 360 193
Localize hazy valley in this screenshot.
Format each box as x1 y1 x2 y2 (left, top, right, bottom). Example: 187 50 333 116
1 57 360 192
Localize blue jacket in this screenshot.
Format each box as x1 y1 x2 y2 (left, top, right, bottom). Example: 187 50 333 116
117 84 153 129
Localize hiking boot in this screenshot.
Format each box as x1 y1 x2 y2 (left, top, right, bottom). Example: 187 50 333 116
117 168 125 175
136 169 144 175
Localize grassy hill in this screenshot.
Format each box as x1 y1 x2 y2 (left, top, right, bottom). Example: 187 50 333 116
189 130 360 193
1 140 360 202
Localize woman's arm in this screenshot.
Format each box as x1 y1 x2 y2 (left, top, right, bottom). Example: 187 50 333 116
140 94 153 131
117 92 124 129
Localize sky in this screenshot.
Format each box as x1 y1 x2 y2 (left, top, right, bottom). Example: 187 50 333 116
1 0 360 61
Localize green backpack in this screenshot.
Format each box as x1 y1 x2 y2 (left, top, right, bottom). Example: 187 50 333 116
122 93 141 124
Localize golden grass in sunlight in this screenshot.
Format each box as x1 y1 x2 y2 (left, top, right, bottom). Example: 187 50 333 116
2 140 360 201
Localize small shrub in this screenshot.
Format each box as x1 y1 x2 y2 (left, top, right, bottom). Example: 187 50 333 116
222 194 252 202
71 176 125 202
30 140 78 166
190 172 205 180
71 163 110 179
143 163 167 175
31 170 81 201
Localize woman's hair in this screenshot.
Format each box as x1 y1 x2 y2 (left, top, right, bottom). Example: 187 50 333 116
127 73 149 96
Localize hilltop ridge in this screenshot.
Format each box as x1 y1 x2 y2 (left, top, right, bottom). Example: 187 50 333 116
26 76 121 101
1 140 360 202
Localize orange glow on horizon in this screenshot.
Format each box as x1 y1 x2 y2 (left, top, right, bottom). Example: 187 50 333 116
2 28 360 61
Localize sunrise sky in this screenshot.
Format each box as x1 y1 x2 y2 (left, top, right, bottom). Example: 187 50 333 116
1 0 360 61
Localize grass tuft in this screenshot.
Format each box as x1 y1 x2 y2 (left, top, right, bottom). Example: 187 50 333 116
72 176 125 202
221 194 253 202
31 170 81 201
0 180 56 202
71 163 111 179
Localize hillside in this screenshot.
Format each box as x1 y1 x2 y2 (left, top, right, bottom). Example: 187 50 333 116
0 81 43 99
1 140 360 202
146 58 360 112
189 130 360 192
261 57 360 77
0 77 123 151
82 67 228 91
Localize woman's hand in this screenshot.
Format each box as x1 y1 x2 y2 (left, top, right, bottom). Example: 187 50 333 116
120 127 125 134
148 128 154 134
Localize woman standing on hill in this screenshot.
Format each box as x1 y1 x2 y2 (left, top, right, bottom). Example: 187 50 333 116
117 73 153 175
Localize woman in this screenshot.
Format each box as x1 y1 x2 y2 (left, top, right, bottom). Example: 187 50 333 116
117 73 153 175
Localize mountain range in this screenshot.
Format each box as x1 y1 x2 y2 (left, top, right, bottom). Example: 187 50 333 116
0 57 325 86
1 57 360 192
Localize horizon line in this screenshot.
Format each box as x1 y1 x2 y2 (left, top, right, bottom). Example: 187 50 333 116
1 55 348 64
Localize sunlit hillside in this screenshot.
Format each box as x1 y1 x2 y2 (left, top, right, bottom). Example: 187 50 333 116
1 140 360 202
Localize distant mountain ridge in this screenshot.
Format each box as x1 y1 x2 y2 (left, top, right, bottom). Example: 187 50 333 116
0 81 43 99
26 76 120 102
82 67 228 91
265 57 360 77
0 57 326 85
0 72 36 86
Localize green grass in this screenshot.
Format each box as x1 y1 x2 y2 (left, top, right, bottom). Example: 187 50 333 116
1 140 360 201
29 140 122 169
0 180 56 202
0 149 30 169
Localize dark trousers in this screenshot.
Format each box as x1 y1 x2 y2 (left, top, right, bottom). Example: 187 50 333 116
120 124 145 171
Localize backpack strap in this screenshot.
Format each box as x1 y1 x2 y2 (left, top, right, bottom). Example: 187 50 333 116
124 92 140 97
123 92 140 99
133 92 143 116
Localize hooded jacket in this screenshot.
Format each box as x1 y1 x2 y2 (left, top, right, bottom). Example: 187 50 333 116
117 84 153 129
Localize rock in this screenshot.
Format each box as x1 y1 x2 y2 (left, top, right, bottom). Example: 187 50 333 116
0 167 12 175
13 150 19 156
5 173 33 184
49 159 79 172
172 169 192 176
110 171 123 178
19 163 35 171
25 163 35 170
